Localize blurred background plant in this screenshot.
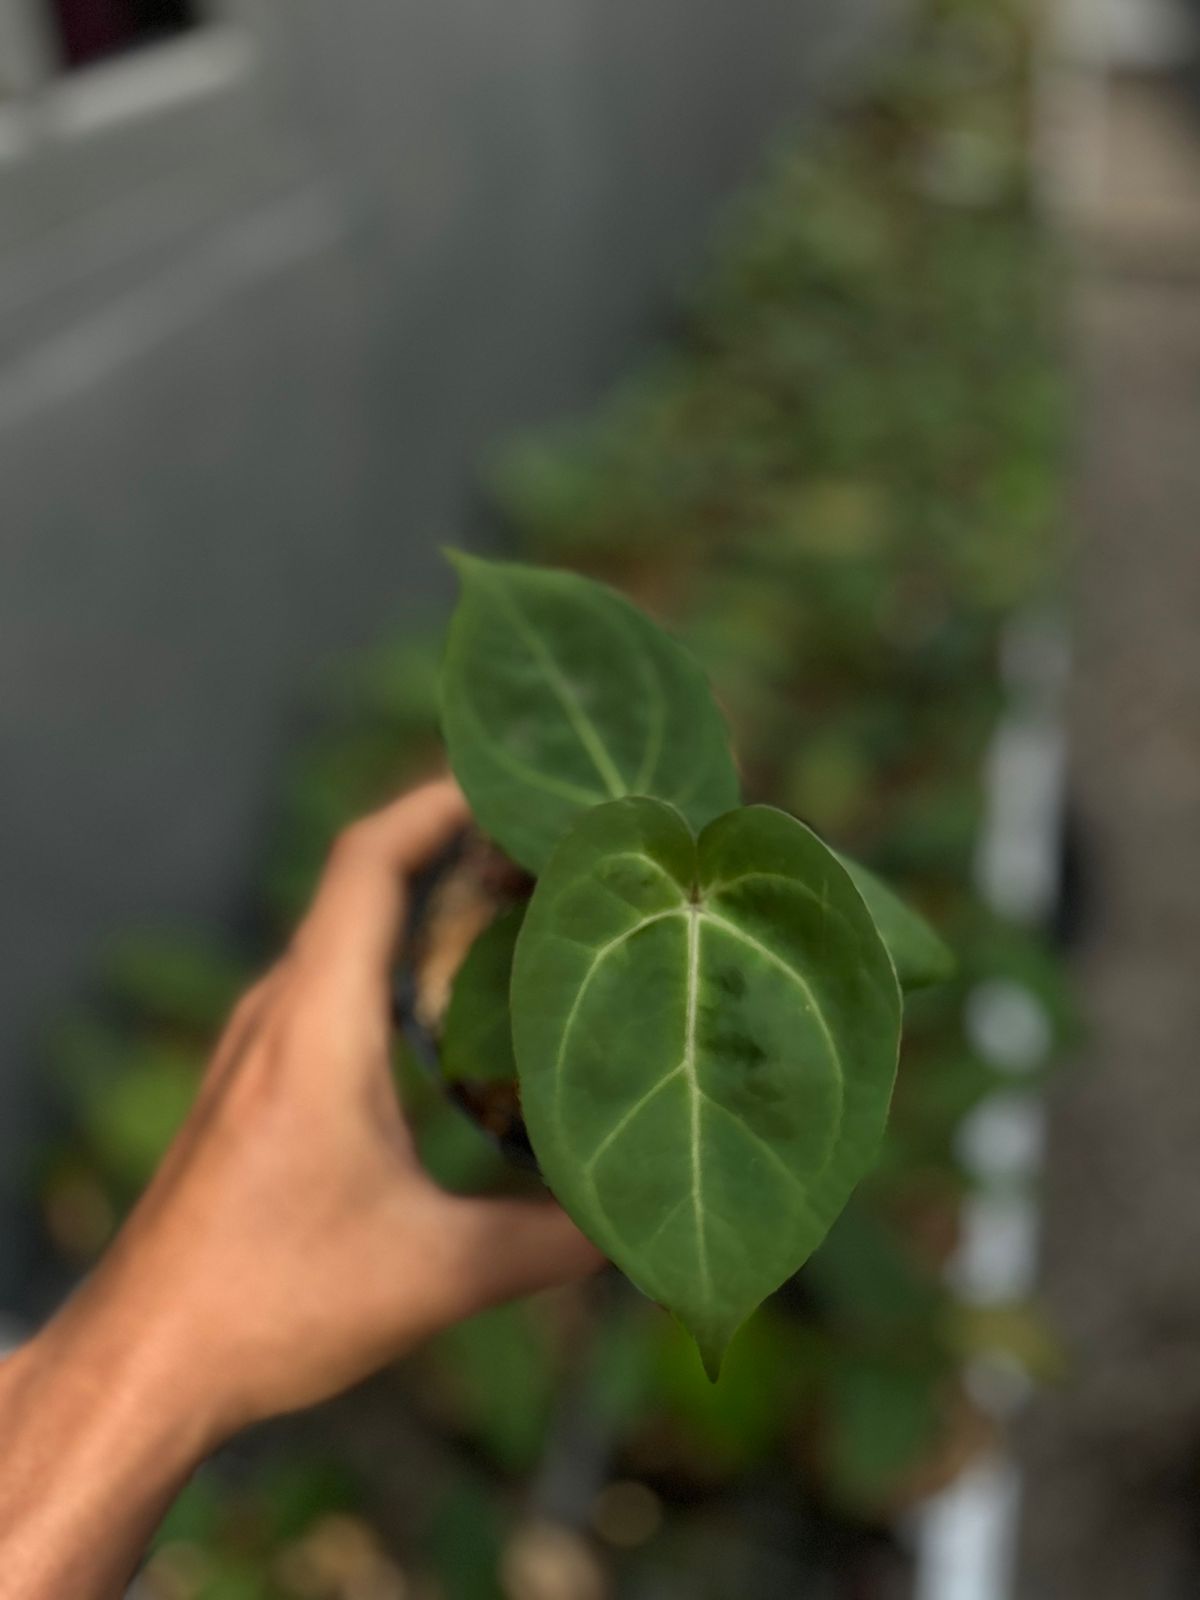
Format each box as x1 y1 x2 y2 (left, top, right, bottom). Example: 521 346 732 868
33 1 1070 1593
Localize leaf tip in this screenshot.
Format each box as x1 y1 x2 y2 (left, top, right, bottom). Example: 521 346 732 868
695 1333 729 1384
904 928 957 991
927 934 958 985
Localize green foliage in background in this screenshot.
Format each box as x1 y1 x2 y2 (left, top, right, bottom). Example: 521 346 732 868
38 1 1069 1591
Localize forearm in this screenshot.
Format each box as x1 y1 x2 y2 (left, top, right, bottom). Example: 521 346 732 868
0 1291 219 1600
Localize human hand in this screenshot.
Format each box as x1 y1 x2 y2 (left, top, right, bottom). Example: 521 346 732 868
63 778 601 1435
0 780 602 1599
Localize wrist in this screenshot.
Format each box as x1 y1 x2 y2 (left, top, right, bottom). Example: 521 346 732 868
0 1290 225 1600
12 1267 232 1479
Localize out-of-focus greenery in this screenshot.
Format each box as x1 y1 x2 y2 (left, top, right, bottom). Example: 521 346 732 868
37 1 1069 1592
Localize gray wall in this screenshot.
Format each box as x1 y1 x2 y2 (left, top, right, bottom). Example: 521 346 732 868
0 0 887 1296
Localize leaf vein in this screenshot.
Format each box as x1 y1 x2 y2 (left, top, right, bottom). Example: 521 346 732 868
699 909 845 1130
683 906 711 1303
490 580 628 799
553 909 687 1113
582 1063 686 1177
693 1082 830 1234
457 695 606 806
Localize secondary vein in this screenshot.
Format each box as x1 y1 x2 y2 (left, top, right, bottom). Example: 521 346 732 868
494 583 627 799
552 908 687 1107
583 1063 686 1177
700 909 845 1114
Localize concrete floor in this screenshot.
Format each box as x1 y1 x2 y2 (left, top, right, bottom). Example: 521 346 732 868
1019 71 1200 1600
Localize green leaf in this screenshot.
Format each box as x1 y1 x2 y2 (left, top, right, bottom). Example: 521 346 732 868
838 855 955 990
512 798 901 1378
653 1308 817 1472
81 1046 200 1188
441 553 740 872
433 1302 556 1472
440 908 524 1085
103 933 247 1034
424 1474 507 1600
827 1353 942 1508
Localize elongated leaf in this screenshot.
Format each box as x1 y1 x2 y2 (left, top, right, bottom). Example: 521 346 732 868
440 907 524 1085
838 855 955 991
441 554 740 872
512 798 901 1377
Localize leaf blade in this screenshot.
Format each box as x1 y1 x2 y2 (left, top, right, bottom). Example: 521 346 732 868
837 854 955 990
440 907 525 1085
441 554 740 872
512 799 902 1377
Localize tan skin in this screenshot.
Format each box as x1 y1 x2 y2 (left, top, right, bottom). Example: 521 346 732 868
0 780 603 1599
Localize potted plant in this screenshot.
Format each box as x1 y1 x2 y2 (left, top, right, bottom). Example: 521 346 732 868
404 552 952 1381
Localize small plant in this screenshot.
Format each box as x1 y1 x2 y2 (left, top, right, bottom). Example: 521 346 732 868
433 552 952 1377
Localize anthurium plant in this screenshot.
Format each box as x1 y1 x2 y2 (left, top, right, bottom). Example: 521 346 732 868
438 552 952 1377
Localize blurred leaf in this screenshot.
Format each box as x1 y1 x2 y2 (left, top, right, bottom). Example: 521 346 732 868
441 908 524 1085
398 1048 509 1193
825 1353 943 1508
425 1475 507 1600
579 1291 659 1434
433 1302 557 1473
326 634 443 731
653 1309 817 1474
79 1045 200 1190
806 1205 947 1340
255 1461 360 1544
154 1474 226 1548
102 933 248 1036
839 855 956 990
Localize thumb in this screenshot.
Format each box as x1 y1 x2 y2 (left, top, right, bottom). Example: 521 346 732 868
436 1197 607 1321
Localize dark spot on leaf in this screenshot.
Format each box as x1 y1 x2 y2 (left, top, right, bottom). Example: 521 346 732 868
712 966 747 999
710 1030 768 1073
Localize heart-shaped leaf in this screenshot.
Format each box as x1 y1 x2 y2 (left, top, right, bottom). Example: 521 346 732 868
441 907 524 1085
837 855 955 991
512 798 901 1377
441 554 740 873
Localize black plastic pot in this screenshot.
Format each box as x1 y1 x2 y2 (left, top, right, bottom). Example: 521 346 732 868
392 830 539 1173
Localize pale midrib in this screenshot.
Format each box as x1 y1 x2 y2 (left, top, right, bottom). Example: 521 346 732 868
683 904 711 1302
493 584 627 799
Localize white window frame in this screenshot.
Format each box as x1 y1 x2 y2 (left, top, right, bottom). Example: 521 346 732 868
0 0 257 159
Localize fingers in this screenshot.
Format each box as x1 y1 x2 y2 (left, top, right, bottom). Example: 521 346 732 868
294 779 470 989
